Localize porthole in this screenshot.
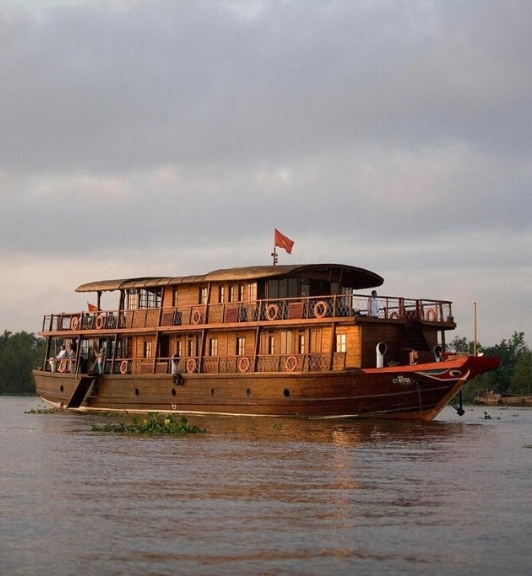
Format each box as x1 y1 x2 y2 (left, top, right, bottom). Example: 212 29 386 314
171 388 176 396
60 385 64 393
247 388 252 397
211 388 215 397
135 388 140 396
283 389 290 398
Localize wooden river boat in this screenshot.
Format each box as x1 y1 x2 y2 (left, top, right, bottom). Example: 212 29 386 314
33 263 500 420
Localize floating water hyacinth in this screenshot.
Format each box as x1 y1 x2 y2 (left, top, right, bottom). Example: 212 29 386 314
91 412 205 435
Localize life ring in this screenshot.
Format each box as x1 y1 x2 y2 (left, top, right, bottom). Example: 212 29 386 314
313 301 328 319
285 355 298 372
119 360 128 374
95 315 105 329
70 316 80 330
58 360 67 373
266 304 279 320
192 309 202 324
186 358 197 373
390 311 400 320
425 308 436 321
238 356 251 373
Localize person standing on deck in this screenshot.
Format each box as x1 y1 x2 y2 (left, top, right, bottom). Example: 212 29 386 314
97 348 105 375
369 290 379 317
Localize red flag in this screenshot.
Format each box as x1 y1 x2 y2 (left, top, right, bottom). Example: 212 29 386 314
274 229 294 254
87 302 98 312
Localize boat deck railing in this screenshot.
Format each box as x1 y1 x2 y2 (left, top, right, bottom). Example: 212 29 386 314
41 294 454 333
43 352 348 375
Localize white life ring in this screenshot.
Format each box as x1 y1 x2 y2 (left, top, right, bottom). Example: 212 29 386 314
285 355 298 372
266 303 279 320
238 356 251 373
313 301 327 319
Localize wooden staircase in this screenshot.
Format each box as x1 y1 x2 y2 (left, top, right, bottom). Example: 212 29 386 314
404 323 431 351
66 376 97 409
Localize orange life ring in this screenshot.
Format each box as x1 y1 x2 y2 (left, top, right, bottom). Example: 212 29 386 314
58 360 67 373
285 355 298 372
192 309 202 324
425 308 436 321
120 360 128 374
186 358 197 373
390 311 400 320
95 315 105 329
238 356 251 373
70 316 80 330
266 304 279 320
313 301 328 319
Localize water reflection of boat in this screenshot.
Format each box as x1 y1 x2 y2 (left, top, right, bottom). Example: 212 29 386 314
473 389 532 406
33 263 500 420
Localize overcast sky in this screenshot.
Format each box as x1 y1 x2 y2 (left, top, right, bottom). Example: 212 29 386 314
1 0 531 346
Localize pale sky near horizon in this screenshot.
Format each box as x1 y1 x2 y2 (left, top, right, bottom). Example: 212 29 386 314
1 0 531 346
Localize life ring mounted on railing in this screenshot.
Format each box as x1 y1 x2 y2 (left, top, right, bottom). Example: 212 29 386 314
266 303 279 321
58 360 67 373
238 356 251 373
191 309 203 325
285 355 298 372
425 308 437 322
313 301 328 319
390 311 400 320
95 315 105 330
119 360 128 374
70 315 80 331
186 358 197 373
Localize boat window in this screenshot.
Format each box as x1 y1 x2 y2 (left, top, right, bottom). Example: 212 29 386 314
127 289 138 310
298 333 306 354
267 334 275 355
267 278 299 299
128 288 162 309
229 285 235 302
187 337 195 357
209 338 218 356
174 338 182 357
336 333 347 353
218 286 225 303
143 340 153 358
172 287 178 307
199 287 208 305
236 337 246 356
248 282 257 302
280 331 293 355
238 284 245 301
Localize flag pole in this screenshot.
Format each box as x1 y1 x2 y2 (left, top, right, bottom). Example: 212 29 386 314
271 246 278 265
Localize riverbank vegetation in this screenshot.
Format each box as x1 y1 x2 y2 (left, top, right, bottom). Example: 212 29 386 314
0 330 45 395
448 332 531 403
1 329 530 404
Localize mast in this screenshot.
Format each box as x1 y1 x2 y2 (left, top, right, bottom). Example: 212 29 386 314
473 302 477 356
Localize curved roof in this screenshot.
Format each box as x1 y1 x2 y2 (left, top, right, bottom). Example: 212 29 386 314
75 264 383 293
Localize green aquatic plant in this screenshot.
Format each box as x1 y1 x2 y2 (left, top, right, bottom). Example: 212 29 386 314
91 412 205 435
25 407 60 414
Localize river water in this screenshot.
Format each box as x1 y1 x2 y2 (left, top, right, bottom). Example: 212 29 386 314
1 397 531 575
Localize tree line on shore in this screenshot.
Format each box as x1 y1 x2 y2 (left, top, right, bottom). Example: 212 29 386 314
0 330 46 395
448 331 531 403
0 329 530 401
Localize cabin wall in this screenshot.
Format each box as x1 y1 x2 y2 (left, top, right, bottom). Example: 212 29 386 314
360 324 404 368
342 325 362 368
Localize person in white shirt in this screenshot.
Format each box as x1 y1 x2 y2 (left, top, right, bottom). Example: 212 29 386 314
369 290 379 317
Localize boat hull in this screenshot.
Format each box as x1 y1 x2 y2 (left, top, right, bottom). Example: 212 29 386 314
33 355 499 421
